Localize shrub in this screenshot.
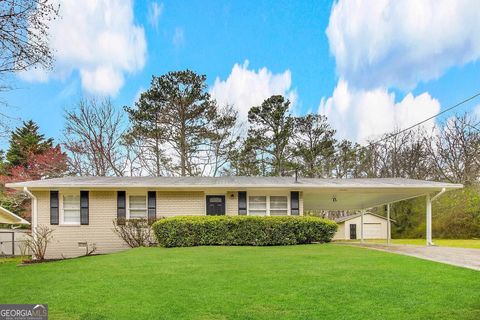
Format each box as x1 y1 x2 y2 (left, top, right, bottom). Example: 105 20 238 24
113 218 159 248
25 225 54 260
152 216 338 248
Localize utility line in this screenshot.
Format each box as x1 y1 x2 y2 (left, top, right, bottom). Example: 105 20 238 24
335 90 480 155
366 91 480 148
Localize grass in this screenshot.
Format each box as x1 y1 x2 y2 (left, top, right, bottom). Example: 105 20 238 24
0 256 22 264
338 239 480 249
1 245 479 320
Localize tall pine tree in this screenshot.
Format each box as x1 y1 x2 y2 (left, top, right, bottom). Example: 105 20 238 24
126 70 236 176
6 120 53 167
293 114 336 178
247 95 295 176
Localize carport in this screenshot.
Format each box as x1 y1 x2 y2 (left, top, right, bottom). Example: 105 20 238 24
0 206 30 256
301 178 463 245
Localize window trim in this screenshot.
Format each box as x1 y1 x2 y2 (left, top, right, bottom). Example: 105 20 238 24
246 192 290 216
60 191 81 226
127 192 148 219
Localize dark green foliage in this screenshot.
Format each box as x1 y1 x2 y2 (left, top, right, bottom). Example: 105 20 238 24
333 139 363 178
152 216 337 247
225 137 263 176
293 114 336 178
391 185 480 239
247 95 295 176
6 120 53 167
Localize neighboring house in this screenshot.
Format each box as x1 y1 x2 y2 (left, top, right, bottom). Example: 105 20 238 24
6 177 461 259
333 212 393 240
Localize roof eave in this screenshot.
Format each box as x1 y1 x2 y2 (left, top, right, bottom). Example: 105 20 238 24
6 183 463 191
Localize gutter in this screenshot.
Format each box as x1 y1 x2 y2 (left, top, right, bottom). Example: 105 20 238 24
5 183 464 190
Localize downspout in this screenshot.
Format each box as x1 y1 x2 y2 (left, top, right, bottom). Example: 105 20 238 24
426 188 446 246
23 187 37 243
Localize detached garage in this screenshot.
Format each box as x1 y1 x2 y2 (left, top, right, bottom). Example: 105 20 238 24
333 213 392 240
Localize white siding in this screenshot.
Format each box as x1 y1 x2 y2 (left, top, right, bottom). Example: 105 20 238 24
334 213 390 240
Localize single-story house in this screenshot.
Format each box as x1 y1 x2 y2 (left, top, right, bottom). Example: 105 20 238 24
333 212 393 240
6 176 462 259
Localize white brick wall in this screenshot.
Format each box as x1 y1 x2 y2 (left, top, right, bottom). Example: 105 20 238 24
226 191 238 215
157 191 205 217
34 188 304 258
35 191 128 259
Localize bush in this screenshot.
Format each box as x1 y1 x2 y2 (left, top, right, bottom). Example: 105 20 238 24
113 218 159 248
152 216 338 248
25 225 54 260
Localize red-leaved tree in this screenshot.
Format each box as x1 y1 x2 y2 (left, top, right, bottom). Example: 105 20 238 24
0 145 68 221
7 145 68 181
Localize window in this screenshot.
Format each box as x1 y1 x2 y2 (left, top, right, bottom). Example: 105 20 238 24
129 195 147 218
248 196 267 216
248 195 290 216
63 194 80 224
208 197 223 203
269 196 288 215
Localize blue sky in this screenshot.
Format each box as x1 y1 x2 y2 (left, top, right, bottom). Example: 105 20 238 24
2 0 480 148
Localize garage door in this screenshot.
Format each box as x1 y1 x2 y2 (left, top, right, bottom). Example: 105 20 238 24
364 223 382 239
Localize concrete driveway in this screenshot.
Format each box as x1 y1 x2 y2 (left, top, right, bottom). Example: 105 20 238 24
343 243 480 271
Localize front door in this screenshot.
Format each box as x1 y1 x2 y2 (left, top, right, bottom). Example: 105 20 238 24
349 224 357 240
206 195 226 215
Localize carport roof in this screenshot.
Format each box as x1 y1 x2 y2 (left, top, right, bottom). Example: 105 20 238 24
0 206 30 225
5 176 463 190
6 176 462 211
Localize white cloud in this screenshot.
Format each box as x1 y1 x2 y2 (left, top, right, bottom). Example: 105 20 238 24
319 80 440 143
172 27 185 48
327 0 480 89
210 61 297 122
147 1 163 31
19 0 147 96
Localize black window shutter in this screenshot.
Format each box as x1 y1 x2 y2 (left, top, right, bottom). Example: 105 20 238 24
238 191 247 215
291 191 300 215
148 191 156 220
50 191 59 225
80 191 89 225
117 191 126 224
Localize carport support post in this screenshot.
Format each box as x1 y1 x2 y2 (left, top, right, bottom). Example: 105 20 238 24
426 194 433 246
387 204 391 245
360 210 365 243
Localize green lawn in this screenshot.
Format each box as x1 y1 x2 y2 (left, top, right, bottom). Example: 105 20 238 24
339 239 480 249
1 245 479 320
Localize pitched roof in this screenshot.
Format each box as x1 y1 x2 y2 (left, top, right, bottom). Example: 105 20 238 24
335 212 396 223
5 176 463 190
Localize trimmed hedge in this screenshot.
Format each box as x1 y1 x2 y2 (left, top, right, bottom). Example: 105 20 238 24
152 216 338 247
